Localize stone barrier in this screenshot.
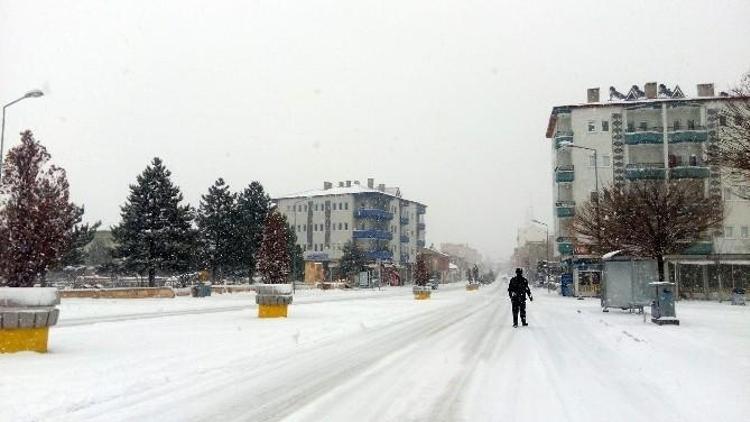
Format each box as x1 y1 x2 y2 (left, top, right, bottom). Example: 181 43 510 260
60 287 175 299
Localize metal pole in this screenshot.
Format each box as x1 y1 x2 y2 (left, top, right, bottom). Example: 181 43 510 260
0 91 44 183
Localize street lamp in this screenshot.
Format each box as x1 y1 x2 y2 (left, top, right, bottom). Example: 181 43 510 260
532 219 550 292
1 90 45 182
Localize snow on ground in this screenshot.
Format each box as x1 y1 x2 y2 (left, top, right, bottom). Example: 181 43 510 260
1 282 748 422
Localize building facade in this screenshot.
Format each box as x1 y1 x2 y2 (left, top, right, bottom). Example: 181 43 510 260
274 178 427 267
546 82 750 298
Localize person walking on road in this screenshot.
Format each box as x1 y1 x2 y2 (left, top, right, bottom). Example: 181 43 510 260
508 268 532 327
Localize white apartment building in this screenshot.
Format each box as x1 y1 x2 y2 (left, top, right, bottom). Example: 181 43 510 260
274 178 427 266
546 82 750 298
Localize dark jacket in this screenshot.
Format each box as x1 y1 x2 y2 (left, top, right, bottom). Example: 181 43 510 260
508 275 532 301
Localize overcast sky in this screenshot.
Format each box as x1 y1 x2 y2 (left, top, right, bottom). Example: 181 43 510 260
1 0 749 261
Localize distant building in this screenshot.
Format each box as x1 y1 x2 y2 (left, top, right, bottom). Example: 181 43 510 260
420 247 450 283
546 82 750 298
274 179 426 267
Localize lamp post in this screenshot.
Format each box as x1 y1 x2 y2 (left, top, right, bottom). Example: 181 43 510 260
1 90 44 183
560 142 601 299
532 219 550 292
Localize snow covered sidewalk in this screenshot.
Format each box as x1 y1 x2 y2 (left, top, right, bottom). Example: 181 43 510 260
1 283 748 422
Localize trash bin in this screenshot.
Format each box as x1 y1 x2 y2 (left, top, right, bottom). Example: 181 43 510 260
732 288 746 306
649 281 679 325
191 283 211 298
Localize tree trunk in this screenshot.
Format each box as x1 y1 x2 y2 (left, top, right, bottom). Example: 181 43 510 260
148 267 156 287
657 255 665 281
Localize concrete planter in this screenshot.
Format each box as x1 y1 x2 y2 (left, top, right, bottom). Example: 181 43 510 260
466 283 480 292
0 287 61 353
255 284 293 318
413 285 432 300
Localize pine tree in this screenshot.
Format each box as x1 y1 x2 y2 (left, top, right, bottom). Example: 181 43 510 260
236 181 270 280
196 178 238 281
0 131 80 286
111 157 196 286
284 218 304 282
256 209 290 284
339 241 365 279
57 206 101 268
415 253 430 286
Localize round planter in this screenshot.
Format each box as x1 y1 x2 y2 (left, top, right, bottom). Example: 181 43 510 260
413 285 432 300
255 284 293 318
0 287 60 353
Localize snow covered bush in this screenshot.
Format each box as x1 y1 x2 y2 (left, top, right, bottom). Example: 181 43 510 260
256 209 290 284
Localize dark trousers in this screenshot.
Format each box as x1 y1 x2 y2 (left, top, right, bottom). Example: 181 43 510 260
511 299 526 325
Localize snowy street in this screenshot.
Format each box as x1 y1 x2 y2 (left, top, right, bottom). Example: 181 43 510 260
2 282 749 422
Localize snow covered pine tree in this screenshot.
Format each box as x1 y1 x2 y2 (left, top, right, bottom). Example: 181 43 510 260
197 178 239 281
111 157 196 287
236 181 270 281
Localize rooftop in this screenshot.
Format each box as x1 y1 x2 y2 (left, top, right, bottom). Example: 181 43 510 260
274 182 426 206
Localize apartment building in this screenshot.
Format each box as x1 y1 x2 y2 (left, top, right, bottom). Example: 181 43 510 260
274 178 427 267
546 82 750 298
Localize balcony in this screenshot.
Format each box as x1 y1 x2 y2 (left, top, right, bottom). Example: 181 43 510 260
400 235 409 243
624 130 664 145
354 209 394 220
668 128 708 143
417 239 426 248
553 131 574 149
417 206 426 215
680 241 713 255
555 201 575 218
558 241 574 255
365 250 393 261
555 165 575 183
400 217 409 225
400 253 410 263
669 166 710 179
353 230 393 240
417 222 426 231
625 163 665 180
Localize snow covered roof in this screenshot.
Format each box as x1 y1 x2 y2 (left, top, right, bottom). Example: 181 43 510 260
274 184 426 206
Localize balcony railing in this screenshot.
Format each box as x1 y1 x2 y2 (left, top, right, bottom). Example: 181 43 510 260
417 222 426 231
625 163 665 180
354 209 394 220
624 130 664 145
400 235 409 243
365 250 393 261
558 241 574 256
680 241 713 255
554 131 574 149
669 166 710 179
417 206 426 215
352 230 393 240
417 239 426 248
667 129 708 143
400 253 410 263
400 217 409 225
555 201 576 218
555 165 575 183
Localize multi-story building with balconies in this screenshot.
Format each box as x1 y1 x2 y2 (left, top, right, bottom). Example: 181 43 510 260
545 82 750 299
274 178 427 268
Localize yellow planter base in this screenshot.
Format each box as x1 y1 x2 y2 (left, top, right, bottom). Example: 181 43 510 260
414 292 431 300
0 327 49 353
466 285 479 291
258 304 289 318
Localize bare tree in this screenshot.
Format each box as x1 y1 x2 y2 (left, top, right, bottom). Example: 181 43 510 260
572 180 724 280
709 70 750 197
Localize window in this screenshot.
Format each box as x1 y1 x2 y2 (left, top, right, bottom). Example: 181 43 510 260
601 154 611 167
725 226 734 238
345 203 349 210
639 121 648 131
601 120 609 131
314 204 319 211
687 120 696 130
673 120 681 130
345 223 349 230
627 122 635 132
742 226 749 239
338 223 343 230
587 121 596 132
304 205 307 212
332 203 336 210
719 115 727 126
314 244 318 251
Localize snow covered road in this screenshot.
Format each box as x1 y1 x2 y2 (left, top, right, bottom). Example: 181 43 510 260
2 282 748 422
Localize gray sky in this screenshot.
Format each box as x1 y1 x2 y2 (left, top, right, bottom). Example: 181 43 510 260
1 0 749 261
